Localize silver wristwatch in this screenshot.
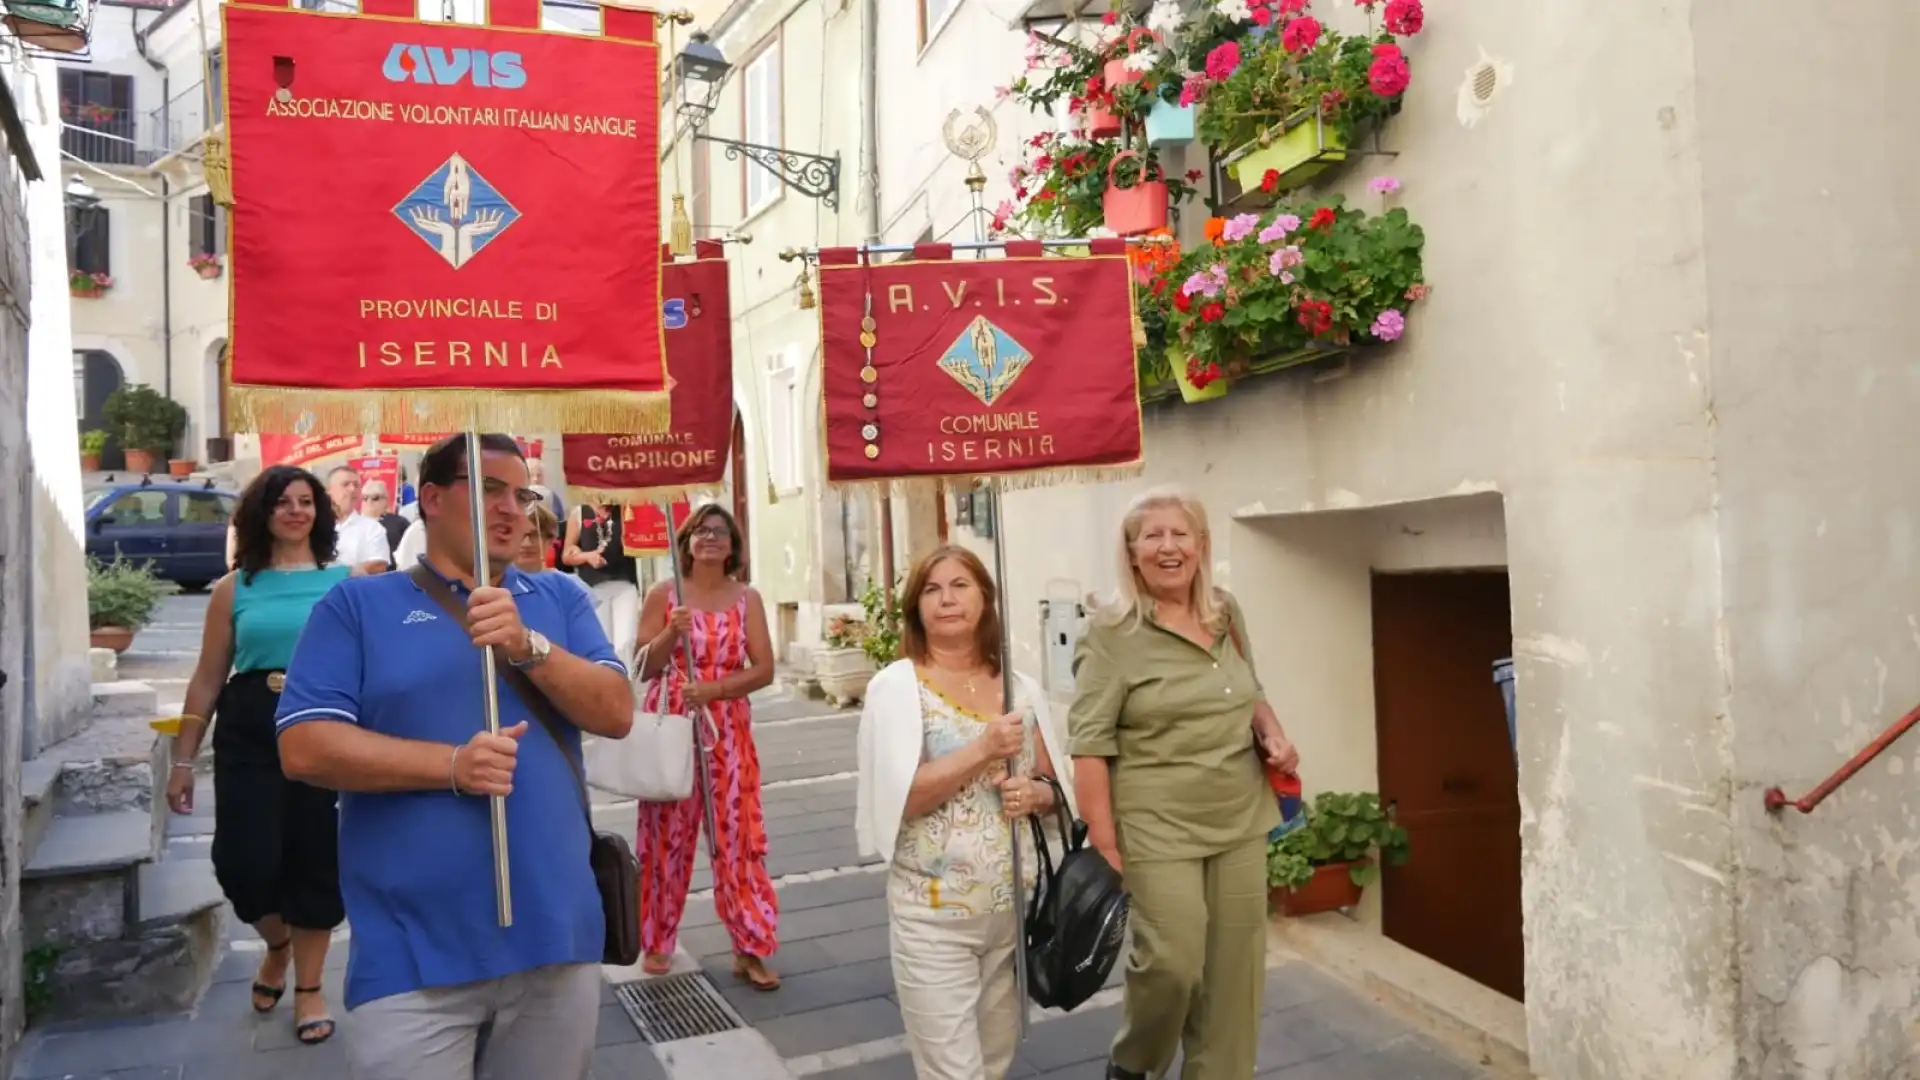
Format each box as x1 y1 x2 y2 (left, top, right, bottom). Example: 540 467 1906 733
511 630 552 670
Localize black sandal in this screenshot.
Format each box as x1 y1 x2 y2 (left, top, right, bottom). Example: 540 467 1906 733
250 937 291 1014
293 987 335 1045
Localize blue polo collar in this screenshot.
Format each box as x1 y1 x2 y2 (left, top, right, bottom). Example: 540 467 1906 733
409 554 535 596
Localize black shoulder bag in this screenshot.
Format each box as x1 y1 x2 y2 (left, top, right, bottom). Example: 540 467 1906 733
410 565 642 966
1022 773 1129 1012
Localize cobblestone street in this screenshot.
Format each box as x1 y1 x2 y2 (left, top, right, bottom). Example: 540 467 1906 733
11 595 1494 1080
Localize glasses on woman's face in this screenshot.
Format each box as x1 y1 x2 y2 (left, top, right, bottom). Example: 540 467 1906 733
690 525 728 541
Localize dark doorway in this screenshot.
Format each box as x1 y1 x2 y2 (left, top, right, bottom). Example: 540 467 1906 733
75 349 125 471
728 408 751 583
1371 570 1523 1000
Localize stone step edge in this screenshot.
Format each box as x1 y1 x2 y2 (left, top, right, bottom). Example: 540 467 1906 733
1270 912 1534 1080
23 808 161 879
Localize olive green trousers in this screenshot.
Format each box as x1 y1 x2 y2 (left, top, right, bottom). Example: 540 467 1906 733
1110 835 1268 1080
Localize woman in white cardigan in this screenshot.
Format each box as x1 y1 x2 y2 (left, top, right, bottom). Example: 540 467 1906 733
856 544 1076 1080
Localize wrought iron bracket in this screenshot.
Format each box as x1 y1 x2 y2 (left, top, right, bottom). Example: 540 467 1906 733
695 135 840 212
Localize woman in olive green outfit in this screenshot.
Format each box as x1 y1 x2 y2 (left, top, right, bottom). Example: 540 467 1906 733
1069 486 1302 1080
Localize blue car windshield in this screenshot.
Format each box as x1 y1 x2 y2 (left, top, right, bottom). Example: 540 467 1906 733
84 488 116 512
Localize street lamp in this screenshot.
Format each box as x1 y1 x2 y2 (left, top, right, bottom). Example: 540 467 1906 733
674 30 841 211
64 173 99 209
674 32 729 130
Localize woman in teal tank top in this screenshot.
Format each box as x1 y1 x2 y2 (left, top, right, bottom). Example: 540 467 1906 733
165 465 351 1047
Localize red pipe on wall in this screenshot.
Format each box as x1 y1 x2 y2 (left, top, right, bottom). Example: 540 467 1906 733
1764 702 1920 814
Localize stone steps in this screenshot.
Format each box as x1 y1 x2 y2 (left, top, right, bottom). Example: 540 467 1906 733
17 689 228 1027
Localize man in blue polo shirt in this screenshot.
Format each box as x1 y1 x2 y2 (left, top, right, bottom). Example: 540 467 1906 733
276 433 633 1080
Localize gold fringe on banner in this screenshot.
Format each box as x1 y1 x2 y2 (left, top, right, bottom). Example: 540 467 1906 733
825 461 1145 500
564 484 726 508
229 386 673 438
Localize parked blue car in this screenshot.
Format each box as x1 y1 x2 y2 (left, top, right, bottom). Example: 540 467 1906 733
85 476 238 589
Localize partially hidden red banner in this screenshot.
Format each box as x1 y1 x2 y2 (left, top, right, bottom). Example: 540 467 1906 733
222 6 668 436
622 500 693 557
816 240 1143 485
563 245 734 502
261 433 365 467
347 454 400 504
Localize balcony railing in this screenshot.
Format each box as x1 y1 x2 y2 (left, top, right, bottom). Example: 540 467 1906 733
60 105 156 166
147 81 222 157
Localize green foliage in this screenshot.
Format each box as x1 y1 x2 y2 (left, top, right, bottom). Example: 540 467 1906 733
856 578 904 667
87 556 178 630
79 429 109 455
24 945 58 1019
1266 791 1410 890
102 383 187 456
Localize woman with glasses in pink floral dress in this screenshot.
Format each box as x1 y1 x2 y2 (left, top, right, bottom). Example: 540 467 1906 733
631 504 782 989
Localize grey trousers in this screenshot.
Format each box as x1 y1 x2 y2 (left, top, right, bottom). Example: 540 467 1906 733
346 962 603 1080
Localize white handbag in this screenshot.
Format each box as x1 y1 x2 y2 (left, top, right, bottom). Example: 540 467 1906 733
585 644 704 802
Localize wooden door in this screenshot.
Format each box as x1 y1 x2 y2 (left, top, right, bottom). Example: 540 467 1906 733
1371 571 1524 1000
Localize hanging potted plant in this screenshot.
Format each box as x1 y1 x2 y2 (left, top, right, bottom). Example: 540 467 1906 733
69 269 111 298
79 429 108 472
187 251 223 280
1190 0 1425 194
1102 150 1175 237
1267 791 1410 916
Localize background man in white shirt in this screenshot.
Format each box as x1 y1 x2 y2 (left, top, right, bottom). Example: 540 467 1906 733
326 466 394 574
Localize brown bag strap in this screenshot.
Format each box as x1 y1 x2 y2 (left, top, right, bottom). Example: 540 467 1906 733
407 564 594 825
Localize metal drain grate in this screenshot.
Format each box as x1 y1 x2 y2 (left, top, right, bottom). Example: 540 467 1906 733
614 972 745 1044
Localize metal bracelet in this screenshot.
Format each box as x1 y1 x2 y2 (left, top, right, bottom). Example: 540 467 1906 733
449 745 464 795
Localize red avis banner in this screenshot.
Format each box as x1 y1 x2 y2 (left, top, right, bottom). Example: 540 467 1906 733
622 501 693 557
260 433 364 467
815 240 1143 486
563 245 734 503
221 5 668 437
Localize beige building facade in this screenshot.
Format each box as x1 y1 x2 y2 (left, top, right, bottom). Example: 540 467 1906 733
868 2 1920 1079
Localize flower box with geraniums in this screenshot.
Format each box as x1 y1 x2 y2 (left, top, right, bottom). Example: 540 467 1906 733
188 252 223 280
1136 192 1426 402
69 269 111 298
1267 791 1410 915
994 131 1202 242
87 556 178 654
79 429 108 471
103 383 187 475
1189 0 1425 194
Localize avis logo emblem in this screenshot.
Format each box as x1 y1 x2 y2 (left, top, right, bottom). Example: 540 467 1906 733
393 153 521 270
402 610 438 625
664 299 689 330
939 316 1031 407
383 45 527 89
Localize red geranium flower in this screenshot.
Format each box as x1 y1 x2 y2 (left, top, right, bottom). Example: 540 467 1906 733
1260 169 1281 194
1200 302 1227 323
1281 16 1322 54
1175 292 1194 313
1309 207 1337 230
1185 169 1204 183
1368 43 1411 97
1277 0 1308 10
1383 0 1423 35
1250 5 1273 25
1296 299 1334 335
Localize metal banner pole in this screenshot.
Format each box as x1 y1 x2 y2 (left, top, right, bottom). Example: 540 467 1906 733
948 108 1030 1036
662 500 722 860
466 430 513 927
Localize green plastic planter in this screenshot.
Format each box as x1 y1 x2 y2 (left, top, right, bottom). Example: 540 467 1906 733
1170 349 1229 403
1228 111 1348 193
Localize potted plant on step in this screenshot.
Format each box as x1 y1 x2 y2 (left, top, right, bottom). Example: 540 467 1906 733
103 383 187 475
79 429 108 471
813 610 875 705
87 556 177 654
167 456 196 478
187 252 223 280
1267 791 1410 916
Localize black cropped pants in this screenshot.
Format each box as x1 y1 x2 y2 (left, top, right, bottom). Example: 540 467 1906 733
209 670 344 930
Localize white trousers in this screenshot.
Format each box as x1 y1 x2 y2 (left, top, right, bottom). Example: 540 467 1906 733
588 579 641 669
345 963 601 1080
890 908 1022 1080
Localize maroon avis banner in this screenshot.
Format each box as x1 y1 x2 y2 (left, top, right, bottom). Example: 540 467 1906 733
221 4 669 437
563 243 734 504
815 240 1143 487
